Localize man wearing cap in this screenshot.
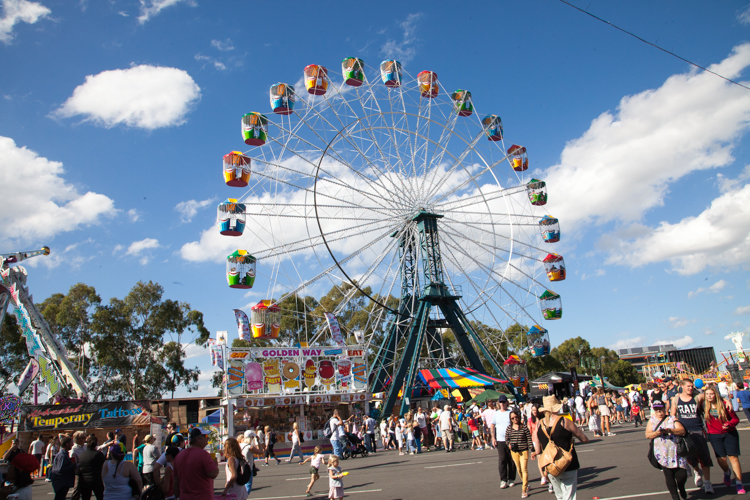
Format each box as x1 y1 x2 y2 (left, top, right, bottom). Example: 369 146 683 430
173 427 219 500
490 394 517 488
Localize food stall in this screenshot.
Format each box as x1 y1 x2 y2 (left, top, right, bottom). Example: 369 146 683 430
223 345 371 456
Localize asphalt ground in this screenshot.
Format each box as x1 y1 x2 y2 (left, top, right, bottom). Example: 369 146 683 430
27 421 750 499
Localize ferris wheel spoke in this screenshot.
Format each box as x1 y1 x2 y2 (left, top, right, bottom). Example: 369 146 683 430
435 184 528 211
421 110 459 202
421 131 486 203
441 217 550 256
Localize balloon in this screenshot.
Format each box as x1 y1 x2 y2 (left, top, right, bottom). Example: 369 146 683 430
694 378 704 389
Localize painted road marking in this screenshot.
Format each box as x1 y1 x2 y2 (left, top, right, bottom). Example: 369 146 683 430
425 461 482 469
594 484 749 500
252 489 382 499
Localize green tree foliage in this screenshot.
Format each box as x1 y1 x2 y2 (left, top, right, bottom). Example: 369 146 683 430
550 336 591 371
0 314 29 393
90 281 209 400
38 283 101 378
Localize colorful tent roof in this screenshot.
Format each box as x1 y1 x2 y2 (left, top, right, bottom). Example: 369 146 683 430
418 367 508 389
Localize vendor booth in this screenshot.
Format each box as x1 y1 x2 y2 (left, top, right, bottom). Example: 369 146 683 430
222 345 371 456
529 372 592 402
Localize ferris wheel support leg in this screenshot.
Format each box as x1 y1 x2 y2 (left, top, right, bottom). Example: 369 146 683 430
369 297 413 393
380 299 431 418
453 307 525 403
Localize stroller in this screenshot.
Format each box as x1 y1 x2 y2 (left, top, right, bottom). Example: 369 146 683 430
341 432 369 459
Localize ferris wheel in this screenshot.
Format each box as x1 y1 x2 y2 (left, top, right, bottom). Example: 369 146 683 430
219 58 565 410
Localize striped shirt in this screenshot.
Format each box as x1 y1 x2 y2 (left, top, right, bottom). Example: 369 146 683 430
504 423 533 452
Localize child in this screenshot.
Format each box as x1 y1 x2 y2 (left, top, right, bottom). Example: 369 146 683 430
299 445 324 497
327 455 345 500
395 421 404 455
631 402 642 427
467 414 482 450
163 446 180 500
588 408 602 436
405 420 416 455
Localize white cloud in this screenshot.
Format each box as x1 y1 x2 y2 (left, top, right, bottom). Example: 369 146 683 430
655 336 694 349
0 0 50 44
194 53 225 71
210 38 233 51
183 342 209 360
0 136 116 246
738 5 750 26
608 336 645 350
380 12 423 63
126 238 159 264
668 317 696 329
138 0 193 24
704 328 716 336
688 279 728 298
581 269 605 280
735 305 750 315
117 10 128 17
127 208 141 222
53 65 201 130
175 198 214 223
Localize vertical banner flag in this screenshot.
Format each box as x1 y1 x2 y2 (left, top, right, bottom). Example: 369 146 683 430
324 312 346 347
233 309 250 340
17 358 40 395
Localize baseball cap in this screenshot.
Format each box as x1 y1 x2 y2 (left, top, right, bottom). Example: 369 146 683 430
189 427 211 441
663 377 672 382
497 394 508 403
652 400 666 410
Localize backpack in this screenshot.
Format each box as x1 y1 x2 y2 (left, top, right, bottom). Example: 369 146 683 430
538 417 574 477
236 457 252 486
269 432 277 445
323 419 334 439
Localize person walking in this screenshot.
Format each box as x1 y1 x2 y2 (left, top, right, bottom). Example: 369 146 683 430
528 405 550 491
491 395 516 488
173 427 219 500
162 446 180 500
364 414 377 453
645 400 689 500
327 455 345 500
141 434 160 486
28 435 45 479
328 410 347 459
670 378 714 493
482 402 497 449
286 422 305 463
379 419 388 450
45 435 60 481
534 395 589 500
506 409 534 498
596 388 614 436
299 445 324 497
264 425 281 465
240 430 263 496
415 407 428 452
439 404 456 453
51 435 76 500
76 435 105 500
735 382 750 423
222 437 249 500
102 444 142 500
703 385 745 494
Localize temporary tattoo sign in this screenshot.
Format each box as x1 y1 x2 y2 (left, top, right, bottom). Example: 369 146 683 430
21 400 151 431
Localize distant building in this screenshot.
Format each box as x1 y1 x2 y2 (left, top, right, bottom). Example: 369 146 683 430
618 345 716 379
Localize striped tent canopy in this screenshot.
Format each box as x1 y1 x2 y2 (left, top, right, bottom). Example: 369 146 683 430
418 367 508 390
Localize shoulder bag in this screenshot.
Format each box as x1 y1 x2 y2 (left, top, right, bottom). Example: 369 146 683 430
648 416 668 469
539 416 574 477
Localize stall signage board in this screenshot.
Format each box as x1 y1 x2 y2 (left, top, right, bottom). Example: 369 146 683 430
21 400 151 431
228 346 370 398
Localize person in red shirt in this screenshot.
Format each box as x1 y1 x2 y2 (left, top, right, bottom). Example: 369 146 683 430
467 413 483 450
703 385 744 494
173 427 219 500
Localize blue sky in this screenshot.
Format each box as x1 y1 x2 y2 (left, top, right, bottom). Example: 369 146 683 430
2 0 750 397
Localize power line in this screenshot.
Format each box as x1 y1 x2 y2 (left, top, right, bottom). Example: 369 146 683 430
559 0 750 91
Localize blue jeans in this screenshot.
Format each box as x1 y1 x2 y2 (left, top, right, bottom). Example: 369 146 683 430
415 437 422 453
245 466 253 494
331 439 344 458
365 433 375 453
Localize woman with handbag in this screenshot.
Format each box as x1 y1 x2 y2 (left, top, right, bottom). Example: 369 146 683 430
533 395 589 500
506 410 534 498
528 405 550 491
645 400 689 500
703 385 745 494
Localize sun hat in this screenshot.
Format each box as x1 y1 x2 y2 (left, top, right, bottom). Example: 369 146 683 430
10 452 39 473
538 395 563 414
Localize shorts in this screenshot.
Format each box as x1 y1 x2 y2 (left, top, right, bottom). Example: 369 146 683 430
708 430 741 458
687 432 714 467
32 454 43 468
472 430 480 438
615 405 623 412
309 466 319 476
441 429 453 443
598 405 611 417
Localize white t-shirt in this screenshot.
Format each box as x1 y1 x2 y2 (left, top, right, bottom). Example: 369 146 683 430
574 396 585 413
310 453 324 469
439 410 452 431
491 410 511 441
718 381 729 398
416 412 427 428
70 443 85 462
292 429 300 444
329 419 344 441
379 421 387 436
30 439 45 455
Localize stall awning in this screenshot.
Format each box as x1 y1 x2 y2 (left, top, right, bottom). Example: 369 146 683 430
418 367 508 389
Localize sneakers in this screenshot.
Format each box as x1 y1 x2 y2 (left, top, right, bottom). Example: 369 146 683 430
508 482 515 488
607 432 616 436
548 484 555 494
541 477 547 485
522 493 528 499
500 481 508 489
703 480 714 494
694 469 704 487
736 481 746 494
276 458 281 465
725 471 733 488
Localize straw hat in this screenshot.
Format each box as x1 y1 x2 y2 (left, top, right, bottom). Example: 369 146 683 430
538 395 563 414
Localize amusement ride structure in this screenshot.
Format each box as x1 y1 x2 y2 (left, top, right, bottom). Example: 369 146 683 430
216 58 565 414
0 247 88 399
